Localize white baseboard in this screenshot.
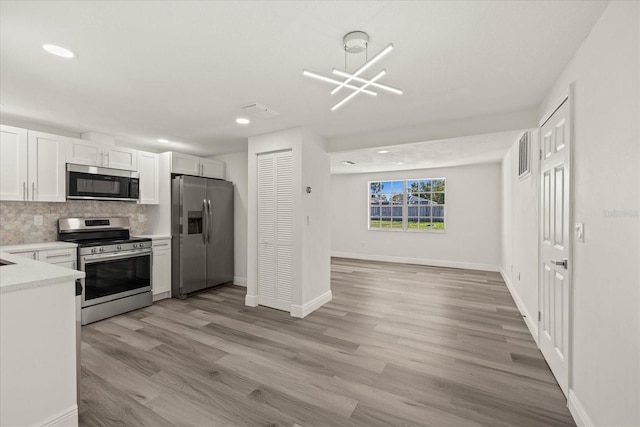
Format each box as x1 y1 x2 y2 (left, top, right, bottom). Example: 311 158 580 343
331 251 500 272
568 390 594 427
233 276 247 287
245 294 258 307
290 290 332 318
41 405 78 427
500 267 539 344
152 291 171 302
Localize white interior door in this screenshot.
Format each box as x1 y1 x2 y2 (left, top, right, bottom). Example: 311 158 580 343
539 97 571 397
257 150 293 311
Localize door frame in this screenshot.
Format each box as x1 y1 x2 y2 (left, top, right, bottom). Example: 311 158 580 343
537 84 574 397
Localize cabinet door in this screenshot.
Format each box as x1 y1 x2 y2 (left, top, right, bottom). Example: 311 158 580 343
105 146 137 171
27 131 66 202
200 158 225 179
11 251 38 260
137 151 159 204
51 260 76 270
0 125 28 201
170 152 201 176
66 139 103 166
152 248 172 295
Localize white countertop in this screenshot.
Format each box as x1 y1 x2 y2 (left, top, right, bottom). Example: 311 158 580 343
0 241 78 253
135 234 171 240
0 251 84 294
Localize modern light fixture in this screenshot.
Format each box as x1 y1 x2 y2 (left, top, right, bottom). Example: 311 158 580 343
377 150 390 154
42 44 75 58
157 138 169 143
303 31 403 111
236 117 250 125
342 160 356 165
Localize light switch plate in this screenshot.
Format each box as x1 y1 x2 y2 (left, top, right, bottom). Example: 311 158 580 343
34 215 43 226
575 222 585 242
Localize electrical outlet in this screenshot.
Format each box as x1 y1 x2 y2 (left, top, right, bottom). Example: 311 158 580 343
33 215 43 226
138 214 145 223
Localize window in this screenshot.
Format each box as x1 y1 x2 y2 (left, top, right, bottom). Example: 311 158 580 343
369 178 446 231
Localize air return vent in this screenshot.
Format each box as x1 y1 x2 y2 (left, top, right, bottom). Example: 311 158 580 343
518 131 531 178
241 103 279 119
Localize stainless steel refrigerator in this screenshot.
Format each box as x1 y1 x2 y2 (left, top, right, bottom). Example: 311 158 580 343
171 175 234 298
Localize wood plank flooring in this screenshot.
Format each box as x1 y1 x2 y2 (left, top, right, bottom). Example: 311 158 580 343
79 258 575 426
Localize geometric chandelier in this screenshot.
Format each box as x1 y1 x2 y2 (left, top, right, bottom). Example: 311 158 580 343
303 31 403 111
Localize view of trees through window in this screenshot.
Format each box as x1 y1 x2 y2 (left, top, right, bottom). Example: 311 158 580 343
369 178 445 231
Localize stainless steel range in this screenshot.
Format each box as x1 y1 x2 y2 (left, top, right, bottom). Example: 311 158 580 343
58 217 152 325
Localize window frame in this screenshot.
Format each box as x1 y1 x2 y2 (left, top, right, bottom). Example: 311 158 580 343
368 177 446 233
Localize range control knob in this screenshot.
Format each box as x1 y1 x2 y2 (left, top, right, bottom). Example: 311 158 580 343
99 247 105 252
133 243 138 248
117 245 122 250
91 248 97 254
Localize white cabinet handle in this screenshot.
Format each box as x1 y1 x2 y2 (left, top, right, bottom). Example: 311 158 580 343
100 152 104 166
23 182 27 200
155 243 169 247
31 183 35 201
105 152 110 166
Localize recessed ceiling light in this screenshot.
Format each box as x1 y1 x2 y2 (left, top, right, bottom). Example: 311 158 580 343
342 161 356 165
42 44 75 58
396 162 404 165
377 150 390 154
157 138 169 143
236 118 250 125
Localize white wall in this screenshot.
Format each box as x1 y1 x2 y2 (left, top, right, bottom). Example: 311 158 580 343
212 152 248 286
500 129 540 340
246 127 332 317
331 162 502 271
300 128 331 306
503 2 639 426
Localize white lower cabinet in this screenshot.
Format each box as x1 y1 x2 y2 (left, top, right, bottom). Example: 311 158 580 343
151 237 171 300
1 243 77 270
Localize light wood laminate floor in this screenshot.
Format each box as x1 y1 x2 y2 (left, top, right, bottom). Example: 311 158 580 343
79 258 575 426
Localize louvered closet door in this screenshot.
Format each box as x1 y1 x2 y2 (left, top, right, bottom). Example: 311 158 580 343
257 150 293 311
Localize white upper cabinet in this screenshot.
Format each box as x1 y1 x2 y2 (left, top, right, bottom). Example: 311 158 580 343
66 139 137 171
200 157 225 179
0 125 65 202
169 152 201 176
137 150 159 205
0 125 28 201
28 131 66 202
168 152 224 179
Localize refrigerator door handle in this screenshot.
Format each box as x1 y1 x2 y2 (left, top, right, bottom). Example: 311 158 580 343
202 199 208 245
207 199 212 244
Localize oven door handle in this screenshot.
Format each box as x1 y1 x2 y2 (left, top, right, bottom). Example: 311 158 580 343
82 250 151 263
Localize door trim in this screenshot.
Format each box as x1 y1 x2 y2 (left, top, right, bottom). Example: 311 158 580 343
538 84 574 397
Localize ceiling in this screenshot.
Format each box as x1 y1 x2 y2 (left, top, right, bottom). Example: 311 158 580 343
0 1 607 170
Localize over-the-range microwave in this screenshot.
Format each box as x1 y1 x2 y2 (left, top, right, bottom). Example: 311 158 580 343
66 164 140 202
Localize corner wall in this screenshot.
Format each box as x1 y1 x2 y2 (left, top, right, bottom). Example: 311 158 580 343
331 162 502 271
500 129 540 340
502 2 639 425
212 152 248 286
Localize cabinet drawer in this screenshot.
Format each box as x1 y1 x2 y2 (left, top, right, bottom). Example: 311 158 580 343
39 248 76 263
11 251 38 260
152 238 171 249
51 260 77 270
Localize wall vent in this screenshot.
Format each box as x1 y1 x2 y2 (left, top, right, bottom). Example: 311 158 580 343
518 131 531 178
241 103 279 119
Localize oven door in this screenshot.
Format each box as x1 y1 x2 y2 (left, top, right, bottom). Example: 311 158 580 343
80 250 152 308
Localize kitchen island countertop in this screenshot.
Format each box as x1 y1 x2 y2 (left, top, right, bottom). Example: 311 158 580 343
0 251 84 294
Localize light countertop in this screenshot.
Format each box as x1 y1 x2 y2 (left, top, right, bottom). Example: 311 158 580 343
0 241 78 253
135 234 171 240
0 251 84 294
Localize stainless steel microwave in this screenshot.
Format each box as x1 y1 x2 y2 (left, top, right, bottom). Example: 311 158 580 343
66 164 139 202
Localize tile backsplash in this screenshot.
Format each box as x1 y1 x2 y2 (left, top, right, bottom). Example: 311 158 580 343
0 201 147 245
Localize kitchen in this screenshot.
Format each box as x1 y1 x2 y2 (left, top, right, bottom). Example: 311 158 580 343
1 1 639 427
